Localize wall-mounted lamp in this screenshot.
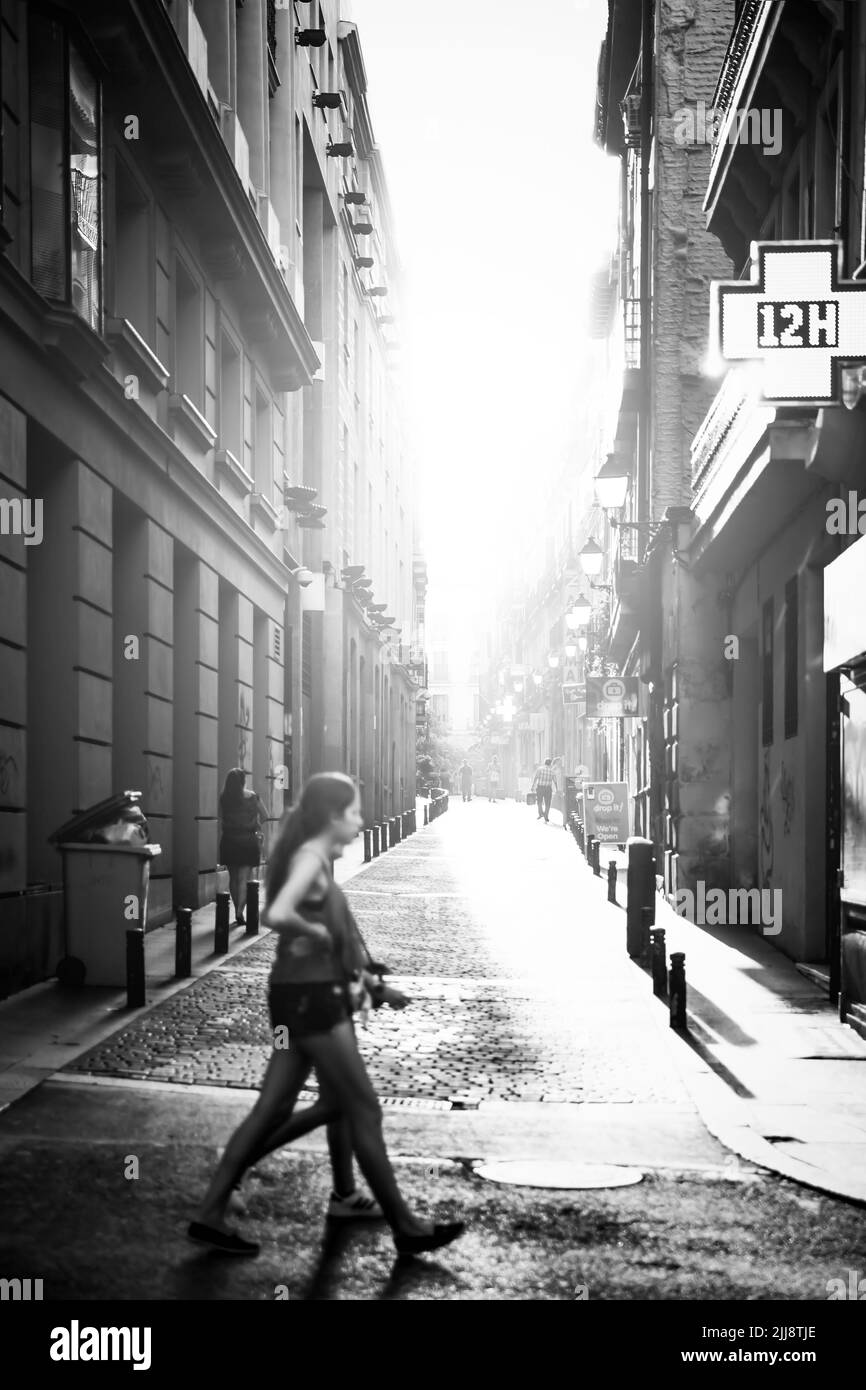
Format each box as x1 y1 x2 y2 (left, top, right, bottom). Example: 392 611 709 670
579 538 605 577
547 653 560 669
289 566 314 588
564 641 578 661
566 594 592 629
594 454 631 510
577 634 588 653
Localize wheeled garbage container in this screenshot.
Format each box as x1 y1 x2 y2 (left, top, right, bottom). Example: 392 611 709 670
50 792 161 987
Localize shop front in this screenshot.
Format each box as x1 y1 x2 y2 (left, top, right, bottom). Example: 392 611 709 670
825 535 866 1038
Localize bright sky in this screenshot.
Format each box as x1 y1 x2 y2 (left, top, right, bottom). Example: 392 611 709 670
350 0 619 647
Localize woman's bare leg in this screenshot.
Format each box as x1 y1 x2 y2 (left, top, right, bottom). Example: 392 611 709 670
301 1023 430 1236
197 1047 311 1229
228 867 242 919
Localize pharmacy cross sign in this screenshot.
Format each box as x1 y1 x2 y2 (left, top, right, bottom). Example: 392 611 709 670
713 241 866 405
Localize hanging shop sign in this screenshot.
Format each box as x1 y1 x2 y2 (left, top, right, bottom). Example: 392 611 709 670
713 241 866 406
582 782 630 844
585 676 639 717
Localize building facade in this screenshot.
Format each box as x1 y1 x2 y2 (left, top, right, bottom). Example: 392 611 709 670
592 0 866 1036
0 0 422 998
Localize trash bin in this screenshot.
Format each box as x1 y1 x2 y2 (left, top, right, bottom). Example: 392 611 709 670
50 792 161 987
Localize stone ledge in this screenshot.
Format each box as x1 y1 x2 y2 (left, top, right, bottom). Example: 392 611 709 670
168 392 217 452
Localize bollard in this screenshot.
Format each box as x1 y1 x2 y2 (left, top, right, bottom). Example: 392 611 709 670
626 837 656 959
381 821 389 851
214 891 230 954
650 928 667 998
423 803 428 826
669 951 687 1029
577 821 585 854
126 929 146 1008
391 816 401 845
245 879 260 935
175 906 192 978
363 828 372 862
591 839 601 877
607 859 618 903
372 823 381 856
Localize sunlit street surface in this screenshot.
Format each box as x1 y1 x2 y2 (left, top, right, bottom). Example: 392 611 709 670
2 802 865 1301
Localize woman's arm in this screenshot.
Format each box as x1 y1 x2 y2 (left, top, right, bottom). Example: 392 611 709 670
264 848 330 941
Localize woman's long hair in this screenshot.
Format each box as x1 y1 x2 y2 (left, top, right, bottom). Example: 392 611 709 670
265 772 357 907
220 768 246 811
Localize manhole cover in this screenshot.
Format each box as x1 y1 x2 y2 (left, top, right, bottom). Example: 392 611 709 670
474 1161 644 1190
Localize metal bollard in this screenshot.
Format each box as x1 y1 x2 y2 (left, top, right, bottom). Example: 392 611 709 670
372 823 381 856
126 929 146 1008
423 803 428 826
363 828 372 863
607 859 618 903
650 928 667 998
669 951 687 1029
245 879 260 935
214 891 230 954
391 816 401 845
577 821 585 854
175 906 192 978
381 821 389 851
626 837 656 959
590 838 601 876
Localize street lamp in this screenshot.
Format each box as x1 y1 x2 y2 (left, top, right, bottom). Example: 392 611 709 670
566 593 592 629
594 454 631 510
577 634 588 652
564 641 578 661
579 538 604 577
547 653 560 669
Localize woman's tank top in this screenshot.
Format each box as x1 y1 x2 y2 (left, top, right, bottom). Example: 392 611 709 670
269 846 366 985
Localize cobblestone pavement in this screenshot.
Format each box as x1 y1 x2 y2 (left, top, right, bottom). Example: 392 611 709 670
65 804 683 1105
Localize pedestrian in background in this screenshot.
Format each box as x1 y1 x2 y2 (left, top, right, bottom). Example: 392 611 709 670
530 758 557 823
487 755 500 803
190 771 465 1259
219 768 267 926
459 759 473 802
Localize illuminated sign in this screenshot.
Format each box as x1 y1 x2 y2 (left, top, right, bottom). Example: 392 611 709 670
713 241 866 405
586 676 639 717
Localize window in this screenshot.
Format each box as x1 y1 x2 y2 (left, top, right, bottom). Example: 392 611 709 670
173 258 202 403
30 15 101 330
219 333 242 459
302 611 313 697
432 694 450 724
784 576 798 740
113 159 150 338
255 388 272 497
342 264 349 373
762 597 774 747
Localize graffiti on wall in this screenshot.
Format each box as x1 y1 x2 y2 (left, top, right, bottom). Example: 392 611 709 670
779 761 796 837
759 748 774 889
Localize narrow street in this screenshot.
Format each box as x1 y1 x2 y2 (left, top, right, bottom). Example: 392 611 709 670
1 800 865 1301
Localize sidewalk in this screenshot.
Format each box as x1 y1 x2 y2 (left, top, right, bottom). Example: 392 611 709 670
591 839 866 1205
0 805 409 1114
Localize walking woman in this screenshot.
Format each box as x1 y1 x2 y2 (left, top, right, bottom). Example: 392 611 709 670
219 768 267 926
189 772 465 1258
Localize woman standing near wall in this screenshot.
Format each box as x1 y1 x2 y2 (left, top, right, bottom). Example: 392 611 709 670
219 769 267 926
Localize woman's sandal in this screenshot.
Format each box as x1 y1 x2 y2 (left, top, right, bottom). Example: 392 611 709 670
187 1222 260 1256
394 1221 466 1257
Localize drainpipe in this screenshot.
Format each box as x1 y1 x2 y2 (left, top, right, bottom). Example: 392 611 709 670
638 0 654 531
840 1 853 259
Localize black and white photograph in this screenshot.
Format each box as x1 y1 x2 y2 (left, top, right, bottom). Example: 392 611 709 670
1 0 866 1352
